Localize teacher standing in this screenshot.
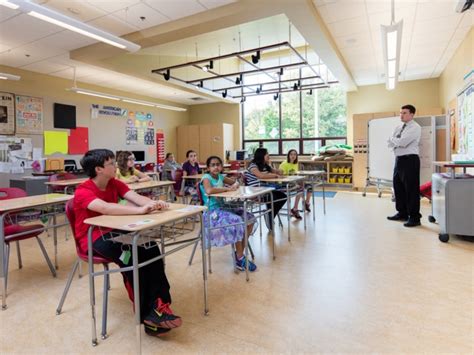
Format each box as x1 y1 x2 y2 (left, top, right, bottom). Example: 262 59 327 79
387 104 422 227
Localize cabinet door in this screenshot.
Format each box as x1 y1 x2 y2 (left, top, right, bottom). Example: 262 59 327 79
199 125 212 162
210 124 224 158
176 125 187 163
187 125 201 159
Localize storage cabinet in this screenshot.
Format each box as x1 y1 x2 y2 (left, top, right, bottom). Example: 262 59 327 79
177 123 233 163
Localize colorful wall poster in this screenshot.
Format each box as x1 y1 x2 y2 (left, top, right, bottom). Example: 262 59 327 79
15 95 43 134
457 83 473 159
0 92 15 135
68 127 89 154
91 104 127 119
44 131 68 155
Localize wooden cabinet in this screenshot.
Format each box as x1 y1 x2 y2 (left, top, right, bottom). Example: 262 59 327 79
177 123 233 163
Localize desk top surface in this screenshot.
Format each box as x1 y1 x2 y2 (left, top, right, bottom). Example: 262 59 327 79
260 176 304 183
84 203 206 231
182 174 205 180
296 170 326 176
210 186 274 199
433 161 474 168
44 178 88 186
127 180 174 190
0 193 72 212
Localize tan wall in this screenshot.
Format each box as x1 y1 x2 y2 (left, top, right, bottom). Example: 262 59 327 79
188 102 241 150
0 65 189 163
346 78 442 145
439 27 473 110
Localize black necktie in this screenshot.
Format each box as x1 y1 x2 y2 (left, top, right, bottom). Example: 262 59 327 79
396 124 406 138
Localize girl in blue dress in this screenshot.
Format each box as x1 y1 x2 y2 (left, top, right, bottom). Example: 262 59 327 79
200 156 257 271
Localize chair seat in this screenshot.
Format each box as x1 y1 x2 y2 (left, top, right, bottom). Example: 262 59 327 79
77 250 111 265
5 224 44 242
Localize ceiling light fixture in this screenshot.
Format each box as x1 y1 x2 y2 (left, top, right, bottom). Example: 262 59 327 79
251 50 260 64
68 87 186 111
163 69 170 81
235 74 243 85
1 0 140 52
202 60 214 72
222 90 227 98
381 0 403 90
273 93 279 101
0 72 21 80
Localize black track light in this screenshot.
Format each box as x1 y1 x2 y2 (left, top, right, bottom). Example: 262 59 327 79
209 60 213 70
256 85 263 94
240 96 246 103
163 69 170 81
273 93 279 101
293 83 298 91
307 89 313 95
251 50 261 64
222 89 228 98
279 67 284 76
197 80 203 88
235 74 243 85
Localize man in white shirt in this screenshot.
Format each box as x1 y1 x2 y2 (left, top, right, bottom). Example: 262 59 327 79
387 104 422 227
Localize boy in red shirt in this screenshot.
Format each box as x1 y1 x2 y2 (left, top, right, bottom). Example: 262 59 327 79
74 149 182 337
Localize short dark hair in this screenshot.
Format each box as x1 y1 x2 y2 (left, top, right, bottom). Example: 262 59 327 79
80 149 115 178
186 150 196 158
166 152 173 159
401 104 416 114
206 155 222 167
286 149 298 164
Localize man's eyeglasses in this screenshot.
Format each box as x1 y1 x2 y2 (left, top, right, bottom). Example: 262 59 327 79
128 157 136 161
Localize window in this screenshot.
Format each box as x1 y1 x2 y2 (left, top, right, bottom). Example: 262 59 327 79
243 85 346 155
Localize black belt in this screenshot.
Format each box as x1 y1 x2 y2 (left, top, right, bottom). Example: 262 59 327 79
396 154 418 158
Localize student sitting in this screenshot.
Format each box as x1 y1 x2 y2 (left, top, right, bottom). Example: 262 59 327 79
181 150 202 202
200 156 257 271
116 151 151 183
162 152 182 180
279 149 312 219
74 149 181 337
244 148 287 230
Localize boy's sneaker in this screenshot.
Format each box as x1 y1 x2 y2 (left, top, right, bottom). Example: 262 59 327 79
290 208 302 220
144 324 171 337
235 255 257 272
144 298 182 329
305 203 311 213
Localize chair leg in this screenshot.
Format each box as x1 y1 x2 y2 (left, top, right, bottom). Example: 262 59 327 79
56 258 80 315
35 237 57 277
277 214 283 228
4 243 10 296
101 264 109 340
248 241 255 261
15 240 22 269
231 245 239 273
188 238 199 266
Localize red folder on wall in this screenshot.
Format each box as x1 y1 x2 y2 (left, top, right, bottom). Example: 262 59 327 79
68 127 89 154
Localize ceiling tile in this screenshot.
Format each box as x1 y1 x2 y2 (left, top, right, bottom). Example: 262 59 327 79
145 0 205 20
113 2 169 30
85 0 141 13
415 0 462 22
365 0 416 15
198 0 236 9
327 16 368 38
0 42 66 67
20 60 71 74
42 0 107 22
34 31 97 51
0 14 61 47
88 13 139 36
0 5 20 23
321 1 366 24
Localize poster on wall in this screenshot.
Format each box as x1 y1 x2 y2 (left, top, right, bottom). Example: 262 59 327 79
91 104 127 119
457 83 473 159
0 135 33 173
15 95 43 134
126 127 138 145
144 128 155 145
156 129 165 164
0 92 15 135
126 111 153 145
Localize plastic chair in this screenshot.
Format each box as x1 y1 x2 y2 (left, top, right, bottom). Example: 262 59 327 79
143 163 155 172
56 199 111 340
134 163 143 172
229 161 241 170
48 172 77 193
0 188 56 294
170 169 186 203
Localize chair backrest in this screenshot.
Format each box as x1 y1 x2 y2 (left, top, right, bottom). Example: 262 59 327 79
48 172 76 183
230 161 241 170
170 169 183 193
134 163 143 172
195 181 204 205
65 199 85 255
144 163 155 172
0 187 27 200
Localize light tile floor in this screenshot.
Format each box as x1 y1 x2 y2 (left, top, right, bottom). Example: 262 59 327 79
0 191 473 354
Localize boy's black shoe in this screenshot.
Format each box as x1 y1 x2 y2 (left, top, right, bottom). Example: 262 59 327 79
144 324 171 337
404 219 421 227
387 213 408 221
144 299 182 329
264 213 273 231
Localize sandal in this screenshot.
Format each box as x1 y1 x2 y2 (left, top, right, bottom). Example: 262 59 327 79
305 203 311 213
290 208 302 220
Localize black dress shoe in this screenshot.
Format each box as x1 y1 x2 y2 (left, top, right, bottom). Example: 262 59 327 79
404 219 421 227
387 213 408 221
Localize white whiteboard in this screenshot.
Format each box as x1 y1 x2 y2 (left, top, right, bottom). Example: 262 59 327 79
368 116 435 183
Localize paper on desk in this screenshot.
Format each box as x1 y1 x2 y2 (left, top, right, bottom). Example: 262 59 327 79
176 206 201 213
123 219 153 229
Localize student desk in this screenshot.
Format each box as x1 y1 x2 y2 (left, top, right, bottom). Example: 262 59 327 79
84 203 208 353
206 186 275 281
144 171 160 181
44 178 88 194
259 176 305 241
0 193 72 310
296 170 327 219
127 180 174 201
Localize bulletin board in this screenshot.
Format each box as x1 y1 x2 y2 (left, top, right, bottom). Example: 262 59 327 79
0 92 15 135
15 95 43 134
457 83 473 159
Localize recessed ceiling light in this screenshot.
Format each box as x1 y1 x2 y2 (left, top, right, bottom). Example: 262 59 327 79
67 7 80 15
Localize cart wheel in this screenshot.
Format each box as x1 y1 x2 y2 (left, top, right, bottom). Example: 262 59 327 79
362 192 366 197
439 234 449 243
378 192 382 198
428 215 436 223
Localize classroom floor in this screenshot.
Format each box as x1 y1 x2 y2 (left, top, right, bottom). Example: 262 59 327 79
1 191 473 354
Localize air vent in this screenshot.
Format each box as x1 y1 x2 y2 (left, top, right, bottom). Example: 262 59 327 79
189 97 206 101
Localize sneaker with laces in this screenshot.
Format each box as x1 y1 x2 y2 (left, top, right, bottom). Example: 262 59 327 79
144 324 171 337
144 298 182 329
235 255 257 272
290 208 302 220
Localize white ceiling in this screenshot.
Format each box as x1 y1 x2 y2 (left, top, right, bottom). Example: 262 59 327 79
313 0 473 86
0 0 236 104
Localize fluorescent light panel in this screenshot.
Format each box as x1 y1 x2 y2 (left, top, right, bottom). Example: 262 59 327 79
69 87 187 112
2 0 140 52
0 72 21 80
0 0 18 9
381 20 403 91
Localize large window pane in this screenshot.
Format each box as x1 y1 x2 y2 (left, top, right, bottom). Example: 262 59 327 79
243 142 260 156
282 140 299 154
262 141 279 155
302 140 322 155
324 139 346 146
317 86 347 137
302 91 317 138
281 92 300 139
243 95 279 140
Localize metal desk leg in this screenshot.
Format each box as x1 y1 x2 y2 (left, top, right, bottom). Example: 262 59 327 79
199 214 209 315
244 200 249 282
132 236 142 355
270 193 275 260
207 202 212 274
87 227 98 346
303 185 307 230
312 181 316 222
322 181 326 215
53 214 58 269
1 214 6 310
286 184 291 242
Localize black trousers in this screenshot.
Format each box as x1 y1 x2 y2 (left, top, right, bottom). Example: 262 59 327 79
393 154 421 220
93 232 171 322
266 190 287 218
